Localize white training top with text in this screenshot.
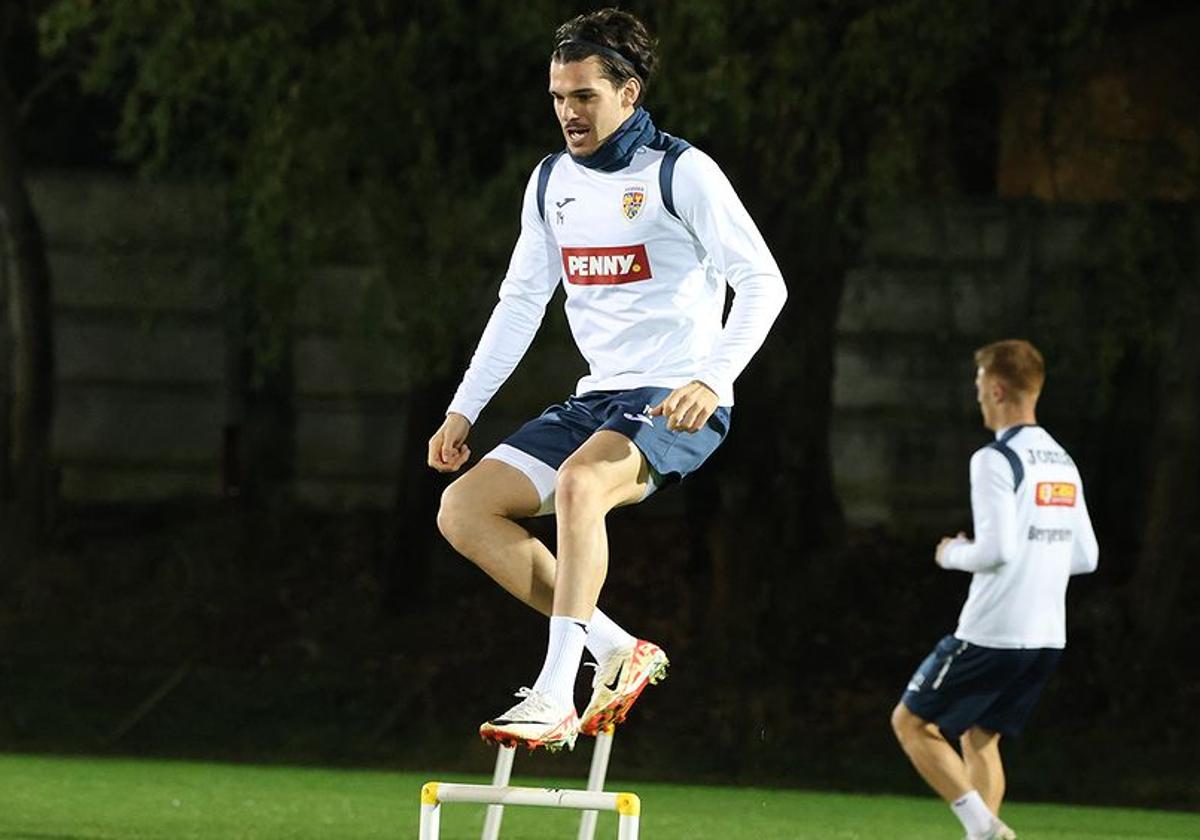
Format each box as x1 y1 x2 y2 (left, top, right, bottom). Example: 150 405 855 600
940 425 1099 649
447 143 787 424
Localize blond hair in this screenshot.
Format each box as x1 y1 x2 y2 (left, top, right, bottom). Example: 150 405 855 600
975 339 1045 398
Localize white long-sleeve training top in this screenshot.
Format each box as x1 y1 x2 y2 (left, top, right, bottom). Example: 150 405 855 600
447 142 787 424
941 424 1100 649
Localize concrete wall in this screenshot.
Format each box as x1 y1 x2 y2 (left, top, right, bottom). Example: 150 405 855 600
38 173 228 501
3 173 1147 522
15 173 423 508
833 200 1131 529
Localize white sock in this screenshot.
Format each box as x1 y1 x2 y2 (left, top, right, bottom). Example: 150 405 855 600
585 608 637 664
950 790 995 835
531 616 587 710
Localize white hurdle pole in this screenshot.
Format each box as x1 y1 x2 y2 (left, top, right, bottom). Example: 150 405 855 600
577 724 616 840
480 745 515 840
419 782 441 840
420 782 640 840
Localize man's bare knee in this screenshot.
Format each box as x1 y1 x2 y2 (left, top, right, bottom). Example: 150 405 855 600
891 702 920 744
554 463 607 516
437 480 479 552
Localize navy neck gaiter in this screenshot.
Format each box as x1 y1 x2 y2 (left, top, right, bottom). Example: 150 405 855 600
572 107 657 172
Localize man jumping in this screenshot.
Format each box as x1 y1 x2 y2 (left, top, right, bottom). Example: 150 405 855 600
428 8 786 752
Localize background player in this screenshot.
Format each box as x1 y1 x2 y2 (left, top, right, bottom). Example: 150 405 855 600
890 339 1099 839
427 8 787 752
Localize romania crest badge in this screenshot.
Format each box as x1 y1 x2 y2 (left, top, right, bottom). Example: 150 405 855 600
622 185 646 221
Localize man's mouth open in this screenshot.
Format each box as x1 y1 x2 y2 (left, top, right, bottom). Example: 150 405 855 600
565 124 591 146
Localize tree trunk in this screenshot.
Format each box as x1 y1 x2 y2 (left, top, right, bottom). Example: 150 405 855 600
699 206 847 659
383 371 460 612
222 270 297 507
1128 216 1200 665
0 70 56 562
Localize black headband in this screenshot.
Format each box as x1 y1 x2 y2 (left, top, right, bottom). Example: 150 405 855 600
554 38 641 77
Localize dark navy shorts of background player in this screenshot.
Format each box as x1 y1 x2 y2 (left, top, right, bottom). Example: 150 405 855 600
901 634 1063 741
502 387 731 481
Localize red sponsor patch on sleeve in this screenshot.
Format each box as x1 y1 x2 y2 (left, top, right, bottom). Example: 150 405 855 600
1035 482 1077 506
561 245 652 285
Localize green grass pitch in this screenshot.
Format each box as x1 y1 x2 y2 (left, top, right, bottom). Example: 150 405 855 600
2 753 1198 839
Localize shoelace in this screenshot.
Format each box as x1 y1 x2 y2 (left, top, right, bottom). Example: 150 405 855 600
506 686 552 718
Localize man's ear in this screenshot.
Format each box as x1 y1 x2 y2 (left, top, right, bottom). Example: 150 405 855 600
622 77 641 108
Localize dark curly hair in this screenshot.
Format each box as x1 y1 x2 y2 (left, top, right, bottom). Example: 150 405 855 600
551 8 659 106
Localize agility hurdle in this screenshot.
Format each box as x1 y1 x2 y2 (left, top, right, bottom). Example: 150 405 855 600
420 725 639 839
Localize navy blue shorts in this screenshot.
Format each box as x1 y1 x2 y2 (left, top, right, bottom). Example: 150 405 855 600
901 635 1062 740
483 387 731 515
